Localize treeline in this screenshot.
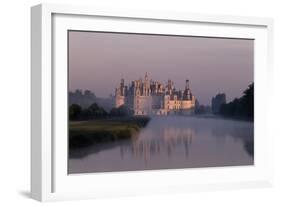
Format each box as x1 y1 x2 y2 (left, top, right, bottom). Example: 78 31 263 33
69 89 115 112
69 103 132 121
69 90 97 108
212 93 226 114
194 105 212 115
219 83 254 120
194 99 212 115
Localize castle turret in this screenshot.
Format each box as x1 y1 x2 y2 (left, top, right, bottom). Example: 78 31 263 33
183 79 192 100
143 72 150 96
185 79 189 89
115 75 196 116
166 79 174 95
115 78 126 108
145 72 148 82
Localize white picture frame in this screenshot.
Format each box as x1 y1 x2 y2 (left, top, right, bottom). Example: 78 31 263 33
31 3 274 202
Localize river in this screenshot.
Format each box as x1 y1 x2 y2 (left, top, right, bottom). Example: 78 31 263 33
68 116 254 174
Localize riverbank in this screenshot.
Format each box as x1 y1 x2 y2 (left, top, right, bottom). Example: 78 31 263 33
69 115 254 173
191 113 253 122
69 116 150 148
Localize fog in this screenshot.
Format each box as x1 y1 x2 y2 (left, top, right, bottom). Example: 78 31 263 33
69 116 253 173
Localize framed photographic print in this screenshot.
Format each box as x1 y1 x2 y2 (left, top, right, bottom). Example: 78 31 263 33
31 3 274 201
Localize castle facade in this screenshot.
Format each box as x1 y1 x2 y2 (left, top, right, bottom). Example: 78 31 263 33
115 73 196 116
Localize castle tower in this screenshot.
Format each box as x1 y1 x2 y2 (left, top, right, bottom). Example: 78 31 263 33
144 72 150 96
183 79 192 100
115 78 126 108
167 79 174 95
185 79 189 89
120 78 125 95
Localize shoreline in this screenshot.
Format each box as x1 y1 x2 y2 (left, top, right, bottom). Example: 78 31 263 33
69 116 150 149
190 114 253 122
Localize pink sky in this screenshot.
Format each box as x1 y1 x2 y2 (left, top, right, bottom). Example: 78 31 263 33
68 31 253 105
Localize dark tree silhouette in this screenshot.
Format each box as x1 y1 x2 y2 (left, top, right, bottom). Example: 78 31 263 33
69 102 108 120
219 83 254 120
87 103 108 118
69 104 82 120
212 93 226 114
109 105 131 117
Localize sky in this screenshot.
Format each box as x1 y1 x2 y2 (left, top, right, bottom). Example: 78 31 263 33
68 31 253 105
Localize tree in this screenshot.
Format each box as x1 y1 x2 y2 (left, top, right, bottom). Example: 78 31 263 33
88 103 108 118
69 104 82 120
211 93 226 114
195 105 206 115
80 108 92 120
240 83 254 118
219 83 254 120
109 105 131 117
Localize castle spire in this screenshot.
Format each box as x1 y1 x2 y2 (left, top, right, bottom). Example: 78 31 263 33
185 79 189 89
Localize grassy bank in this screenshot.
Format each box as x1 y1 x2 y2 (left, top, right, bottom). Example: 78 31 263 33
69 116 150 148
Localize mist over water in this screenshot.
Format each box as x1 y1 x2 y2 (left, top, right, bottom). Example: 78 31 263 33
68 116 253 174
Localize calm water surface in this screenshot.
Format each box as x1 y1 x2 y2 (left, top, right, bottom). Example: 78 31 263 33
68 116 254 174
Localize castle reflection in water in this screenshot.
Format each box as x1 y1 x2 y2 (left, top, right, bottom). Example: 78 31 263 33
69 117 253 173
120 127 196 162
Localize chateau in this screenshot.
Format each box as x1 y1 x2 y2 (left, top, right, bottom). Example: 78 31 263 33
115 73 196 116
